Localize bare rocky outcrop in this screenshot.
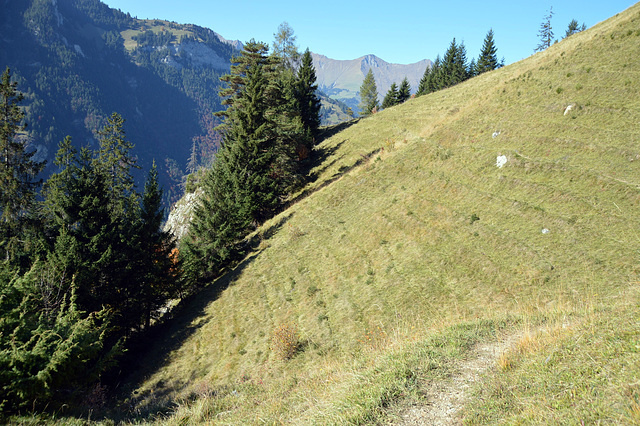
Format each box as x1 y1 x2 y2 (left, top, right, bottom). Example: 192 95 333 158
163 189 203 240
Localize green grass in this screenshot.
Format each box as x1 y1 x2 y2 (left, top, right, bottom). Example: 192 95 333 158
22 3 640 424
121 20 195 52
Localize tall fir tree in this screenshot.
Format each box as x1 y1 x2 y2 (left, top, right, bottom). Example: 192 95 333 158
417 64 432 96
0 67 44 263
95 112 139 218
441 38 468 87
381 83 400 109
295 48 322 145
186 40 301 282
135 161 179 328
397 77 411 103
564 19 586 38
535 7 554 52
359 68 379 115
476 29 501 74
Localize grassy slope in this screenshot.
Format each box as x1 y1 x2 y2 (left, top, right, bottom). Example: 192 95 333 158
125 5 640 424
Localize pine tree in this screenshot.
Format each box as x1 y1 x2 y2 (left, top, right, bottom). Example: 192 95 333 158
295 49 321 143
564 19 586 38
454 40 469 83
476 29 500 74
398 77 411 103
417 64 431 96
359 69 379 115
136 161 178 328
382 83 400 109
95 112 139 214
0 67 44 262
535 7 554 52
429 55 444 92
467 58 477 78
186 40 300 281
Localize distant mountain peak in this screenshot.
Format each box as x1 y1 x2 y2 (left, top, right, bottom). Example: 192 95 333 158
310 52 432 113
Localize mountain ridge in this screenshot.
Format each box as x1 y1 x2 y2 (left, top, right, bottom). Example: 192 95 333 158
311 52 432 111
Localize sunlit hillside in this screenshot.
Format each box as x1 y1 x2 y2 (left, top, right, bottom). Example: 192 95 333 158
120 4 640 424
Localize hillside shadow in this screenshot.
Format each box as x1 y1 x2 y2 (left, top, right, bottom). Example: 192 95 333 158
318 118 360 141
288 144 381 208
107 214 295 421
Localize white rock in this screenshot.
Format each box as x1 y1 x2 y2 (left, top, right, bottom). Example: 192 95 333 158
496 155 507 168
563 104 574 115
541 228 550 234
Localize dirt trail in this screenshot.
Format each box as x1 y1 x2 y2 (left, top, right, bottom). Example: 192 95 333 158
390 332 524 425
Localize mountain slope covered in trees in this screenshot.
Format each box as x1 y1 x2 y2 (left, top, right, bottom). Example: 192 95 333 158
0 0 238 203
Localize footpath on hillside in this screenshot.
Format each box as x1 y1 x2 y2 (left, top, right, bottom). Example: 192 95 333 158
388 331 526 425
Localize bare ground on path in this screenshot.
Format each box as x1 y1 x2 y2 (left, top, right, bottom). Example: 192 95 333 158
386 331 527 425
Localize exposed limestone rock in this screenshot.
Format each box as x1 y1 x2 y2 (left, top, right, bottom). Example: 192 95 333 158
164 188 203 241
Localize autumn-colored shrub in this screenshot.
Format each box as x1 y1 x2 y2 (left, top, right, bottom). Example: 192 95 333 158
271 323 299 360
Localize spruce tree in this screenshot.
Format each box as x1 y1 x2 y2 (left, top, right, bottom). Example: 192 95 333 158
358 69 379 115
398 77 411 103
95 112 139 214
535 7 554 52
186 40 301 281
476 29 500 74
295 49 322 142
445 39 468 86
417 65 431 96
564 19 586 38
429 55 444 92
382 83 400 109
136 161 178 328
467 58 478 78
0 67 44 262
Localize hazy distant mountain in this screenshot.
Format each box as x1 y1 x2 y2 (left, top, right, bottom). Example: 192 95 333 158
311 53 432 113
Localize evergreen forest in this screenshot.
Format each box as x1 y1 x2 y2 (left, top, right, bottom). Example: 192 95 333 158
0 20 322 411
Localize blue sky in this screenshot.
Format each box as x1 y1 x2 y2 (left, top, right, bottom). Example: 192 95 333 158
102 0 637 65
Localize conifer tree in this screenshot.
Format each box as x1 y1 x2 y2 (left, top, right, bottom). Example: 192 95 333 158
467 58 477 78
476 29 500 74
359 69 379 115
272 22 300 72
136 161 178 328
429 55 444 92
295 49 322 142
0 67 44 262
417 64 431 96
382 83 400 109
564 19 586 38
398 77 411 103
442 38 468 87
535 7 554 52
186 40 301 281
95 112 139 215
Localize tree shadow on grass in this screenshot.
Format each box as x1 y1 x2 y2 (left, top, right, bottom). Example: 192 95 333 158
107 215 294 421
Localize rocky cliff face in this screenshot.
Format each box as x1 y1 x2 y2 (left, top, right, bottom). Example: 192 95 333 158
164 188 203 240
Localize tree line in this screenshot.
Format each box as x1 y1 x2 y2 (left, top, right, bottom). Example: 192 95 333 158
360 15 589 116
